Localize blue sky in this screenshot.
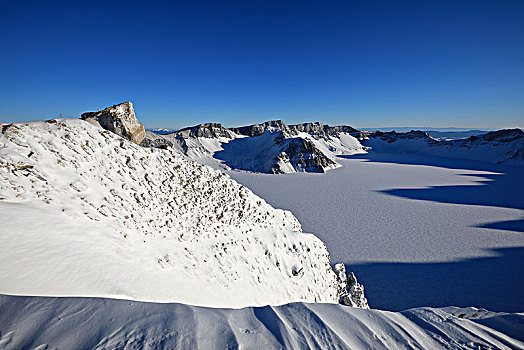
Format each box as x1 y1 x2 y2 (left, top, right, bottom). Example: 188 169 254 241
1 0 523 129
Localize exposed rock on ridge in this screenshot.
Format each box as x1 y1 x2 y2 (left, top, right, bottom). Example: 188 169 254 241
230 120 289 137
270 136 338 173
139 130 175 149
174 123 236 139
334 263 369 308
81 101 145 144
230 120 360 140
146 120 364 173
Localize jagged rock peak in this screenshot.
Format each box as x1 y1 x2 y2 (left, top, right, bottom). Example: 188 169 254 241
333 263 369 309
230 120 289 137
288 122 360 138
81 102 145 144
174 122 235 139
271 137 338 173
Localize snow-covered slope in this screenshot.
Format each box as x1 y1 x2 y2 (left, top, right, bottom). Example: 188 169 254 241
0 119 339 307
365 129 524 166
1 295 522 350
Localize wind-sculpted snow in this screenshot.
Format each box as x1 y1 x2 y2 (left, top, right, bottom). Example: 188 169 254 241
0 119 338 307
0 295 522 350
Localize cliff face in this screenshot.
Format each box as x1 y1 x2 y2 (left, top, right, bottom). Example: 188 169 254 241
270 136 339 174
174 123 236 139
230 120 289 137
81 102 145 145
230 120 360 140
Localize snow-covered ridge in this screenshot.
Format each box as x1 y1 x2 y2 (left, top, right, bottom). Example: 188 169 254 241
1 295 522 350
365 128 524 165
146 118 524 171
0 118 339 307
145 120 367 173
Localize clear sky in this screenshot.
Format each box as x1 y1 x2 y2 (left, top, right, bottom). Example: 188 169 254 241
1 0 523 130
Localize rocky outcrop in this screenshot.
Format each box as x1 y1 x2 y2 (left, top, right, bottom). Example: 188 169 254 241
270 137 338 173
81 102 145 144
139 131 174 149
288 122 360 139
369 130 438 144
334 263 369 308
230 120 288 137
174 123 235 139
231 120 361 140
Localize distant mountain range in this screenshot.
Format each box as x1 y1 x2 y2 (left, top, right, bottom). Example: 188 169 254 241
144 121 523 173
359 127 495 141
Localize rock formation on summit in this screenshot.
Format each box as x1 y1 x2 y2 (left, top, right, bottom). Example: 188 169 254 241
81 102 145 144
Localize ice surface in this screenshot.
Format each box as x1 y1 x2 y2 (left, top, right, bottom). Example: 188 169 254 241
228 152 524 312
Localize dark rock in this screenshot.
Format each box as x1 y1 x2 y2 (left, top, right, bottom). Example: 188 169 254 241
230 120 289 137
140 131 174 149
174 123 235 139
270 137 337 173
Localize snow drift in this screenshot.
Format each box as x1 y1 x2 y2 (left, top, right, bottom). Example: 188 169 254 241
0 295 522 350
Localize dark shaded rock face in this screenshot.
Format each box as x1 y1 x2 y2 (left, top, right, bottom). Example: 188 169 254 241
231 120 360 140
477 129 524 143
270 137 338 173
81 102 145 144
230 120 288 137
174 123 235 139
288 123 360 139
139 131 174 149
369 130 437 144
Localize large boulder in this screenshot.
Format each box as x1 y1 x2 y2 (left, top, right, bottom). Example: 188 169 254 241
81 102 145 144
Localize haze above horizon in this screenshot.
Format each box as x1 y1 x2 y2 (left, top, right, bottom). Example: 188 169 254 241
1 0 523 129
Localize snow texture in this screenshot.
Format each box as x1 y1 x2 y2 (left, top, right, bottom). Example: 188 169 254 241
0 294 522 350
0 119 338 307
228 152 524 312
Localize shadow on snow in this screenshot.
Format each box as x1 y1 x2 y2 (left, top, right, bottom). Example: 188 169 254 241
341 152 524 232
339 152 524 312
349 246 524 313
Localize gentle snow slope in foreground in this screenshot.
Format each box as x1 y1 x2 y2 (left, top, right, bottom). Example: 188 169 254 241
0 295 523 350
0 119 337 307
